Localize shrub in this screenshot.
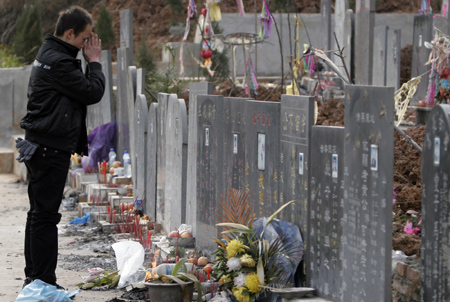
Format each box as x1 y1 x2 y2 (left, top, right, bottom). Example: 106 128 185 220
13 4 42 64
96 4 115 50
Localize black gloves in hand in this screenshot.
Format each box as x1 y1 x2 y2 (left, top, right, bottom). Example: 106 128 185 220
15 138 38 162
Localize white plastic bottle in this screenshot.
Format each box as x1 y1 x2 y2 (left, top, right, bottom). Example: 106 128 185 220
108 148 116 168
123 150 132 178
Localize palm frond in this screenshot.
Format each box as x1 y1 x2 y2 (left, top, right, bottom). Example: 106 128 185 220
215 188 256 240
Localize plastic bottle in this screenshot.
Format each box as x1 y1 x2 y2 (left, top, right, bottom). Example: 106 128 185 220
108 148 116 168
123 150 132 178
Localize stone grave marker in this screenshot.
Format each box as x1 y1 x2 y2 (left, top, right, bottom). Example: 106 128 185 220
196 94 224 253
120 9 133 64
222 97 249 194
164 94 188 232
128 66 137 181
156 93 170 230
344 9 354 82
354 0 375 85
372 26 388 86
87 49 114 132
421 104 450 301
321 0 332 51
309 126 345 301
342 85 394 302
333 0 349 76
136 68 145 95
134 94 148 208
146 103 158 221
411 14 433 105
386 29 401 91
116 47 130 160
279 95 315 236
244 100 280 219
0 73 14 146
186 82 213 237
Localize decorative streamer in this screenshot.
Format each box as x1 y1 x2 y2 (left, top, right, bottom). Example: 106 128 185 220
425 51 438 105
303 44 316 74
180 0 197 75
420 0 432 15
236 0 245 16
259 0 274 40
208 0 222 22
242 57 258 95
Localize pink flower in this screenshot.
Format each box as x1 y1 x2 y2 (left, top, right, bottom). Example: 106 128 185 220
404 220 420 235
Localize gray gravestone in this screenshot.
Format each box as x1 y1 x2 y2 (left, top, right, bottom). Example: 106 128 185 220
116 47 130 161
321 0 332 51
156 93 170 229
0 76 13 146
136 68 145 96
386 29 401 91
244 100 280 219
279 95 315 236
196 94 224 253
186 82 213 237
342 85 394 302
421 104 450 301
128 66 137 181
146 103 158 221
164 94 188 232
344 9 355 82
411 15 433 105
333 0 349 76
309 126 345 301
354 0 375 85
372 26 388 86
134 94 148 204
222 97 249 194
87 50 114 132
120 9 133 65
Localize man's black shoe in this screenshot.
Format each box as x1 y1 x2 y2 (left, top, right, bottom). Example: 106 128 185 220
22 277 33 288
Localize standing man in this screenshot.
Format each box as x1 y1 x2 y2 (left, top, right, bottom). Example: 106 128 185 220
18 6 105 288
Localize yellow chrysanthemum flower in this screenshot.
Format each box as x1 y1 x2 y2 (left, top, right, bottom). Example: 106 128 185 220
226 239 244 259
239 254 256 267
219 275 231 284
232 286 250 302
245 272 262 293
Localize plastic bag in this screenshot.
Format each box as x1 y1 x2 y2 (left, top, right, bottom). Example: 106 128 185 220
392 250 408 273
112 241 145 288
178 224 192 236
16 279 80 302
69 212 90 225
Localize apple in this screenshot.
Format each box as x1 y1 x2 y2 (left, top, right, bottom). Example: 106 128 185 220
113 161 121 168
197 256 208 266
180 231 193 238
168 230 180 238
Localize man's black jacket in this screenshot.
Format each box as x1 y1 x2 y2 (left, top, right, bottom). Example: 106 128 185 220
21 34 105 155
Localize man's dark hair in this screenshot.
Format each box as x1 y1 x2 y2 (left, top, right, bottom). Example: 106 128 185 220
54 6 93 37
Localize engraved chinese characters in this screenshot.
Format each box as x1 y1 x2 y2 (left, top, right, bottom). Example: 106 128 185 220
421 104 450 302
342 85 394 302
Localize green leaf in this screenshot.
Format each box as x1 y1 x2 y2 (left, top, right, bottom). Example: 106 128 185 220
257 255 265 284
177 272 203 302
216 222 251 231
172 258 189 276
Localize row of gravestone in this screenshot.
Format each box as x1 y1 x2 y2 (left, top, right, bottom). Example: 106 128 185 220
117 77 448 300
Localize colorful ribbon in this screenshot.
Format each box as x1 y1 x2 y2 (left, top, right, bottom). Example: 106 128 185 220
236 0 245 16
242 57 258 95
259 0 274 39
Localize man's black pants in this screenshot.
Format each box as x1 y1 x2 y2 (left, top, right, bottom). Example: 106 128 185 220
24 145 70 285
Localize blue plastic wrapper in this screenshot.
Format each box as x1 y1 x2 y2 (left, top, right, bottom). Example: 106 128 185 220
252 218 304 302
16 279 80 302
69 212 90 225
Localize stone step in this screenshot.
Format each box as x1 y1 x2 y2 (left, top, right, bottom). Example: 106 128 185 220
0 148 14 174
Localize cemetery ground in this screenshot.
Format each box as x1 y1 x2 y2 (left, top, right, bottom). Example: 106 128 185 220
0 96 425 302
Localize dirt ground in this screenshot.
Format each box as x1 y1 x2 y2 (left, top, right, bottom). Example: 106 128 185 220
0 174 124 302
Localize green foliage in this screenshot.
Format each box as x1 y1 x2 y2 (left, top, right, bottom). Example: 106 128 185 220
165 0 184 14
0 44 23 68
204 22 230 83
137 32 156 74
96 4 115 50
13 3 43 64
145 45 188 100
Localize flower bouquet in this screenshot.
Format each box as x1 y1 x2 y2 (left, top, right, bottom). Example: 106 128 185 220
211 189 303 302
